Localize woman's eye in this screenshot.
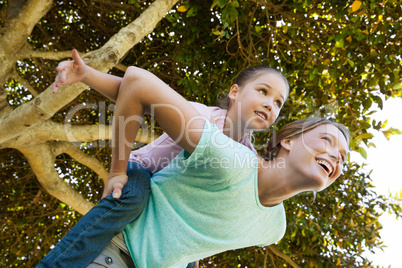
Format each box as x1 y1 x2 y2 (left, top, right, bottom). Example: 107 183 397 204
341 153 347 163
323 137 331 143
258 89 267 95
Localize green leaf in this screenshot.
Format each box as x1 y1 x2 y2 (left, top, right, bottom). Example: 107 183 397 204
212 29 221 36
357 133 374 140
372 95 383 109
392 82 402 90
363 98 372 109
218 0 227 8
367 142 376 148
288 28 296 37
360 121 371 129
232 0 239 8
356 33 366 41
382 127 402 140
210 0 220 9
358 147 367 159
128 0 141 7
309 71 316 81
335 38 344 48
226 5 239 22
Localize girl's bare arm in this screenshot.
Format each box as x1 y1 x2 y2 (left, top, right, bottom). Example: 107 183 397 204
109 66 206 179
53 49 122 101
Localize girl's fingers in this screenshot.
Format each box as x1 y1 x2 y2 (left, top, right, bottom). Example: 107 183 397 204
101 187 112 198
112 183 123 199
101 182 115 198
52 83 58 93
71 49 82 65
53 75 60 93
55 63 63 72
58 70 66 84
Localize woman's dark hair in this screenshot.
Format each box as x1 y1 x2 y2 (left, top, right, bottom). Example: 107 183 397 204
218 65 290 109
262 117 350 161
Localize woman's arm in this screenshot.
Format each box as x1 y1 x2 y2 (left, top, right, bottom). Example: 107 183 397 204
53 49 122 101
109 66 206 181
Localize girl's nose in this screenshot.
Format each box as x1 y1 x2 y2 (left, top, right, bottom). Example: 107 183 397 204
263 101 272 112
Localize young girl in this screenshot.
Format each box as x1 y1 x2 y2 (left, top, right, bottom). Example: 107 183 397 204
37 50 289 267
87 65 349 267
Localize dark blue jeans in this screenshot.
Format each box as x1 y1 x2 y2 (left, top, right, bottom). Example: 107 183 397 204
37 162 151 268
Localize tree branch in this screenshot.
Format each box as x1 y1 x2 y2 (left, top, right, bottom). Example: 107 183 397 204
0 0 180 145
18 144 95 215
268 245 300 268
80 0 180 72
34 120 155 145
114 63 128 73
50 141 109 185
3 0 53 44
21 49 77 61
0 82 89 144
0 89 12 116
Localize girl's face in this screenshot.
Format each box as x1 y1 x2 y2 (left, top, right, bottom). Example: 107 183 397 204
283 124 349 191
228 72 288 131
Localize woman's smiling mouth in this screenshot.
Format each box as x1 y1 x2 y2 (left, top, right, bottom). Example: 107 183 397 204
316 159 334 177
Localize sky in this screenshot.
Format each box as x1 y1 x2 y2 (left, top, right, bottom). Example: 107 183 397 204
350 97 402 268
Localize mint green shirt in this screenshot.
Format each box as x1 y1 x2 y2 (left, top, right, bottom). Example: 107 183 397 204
123 121 286 267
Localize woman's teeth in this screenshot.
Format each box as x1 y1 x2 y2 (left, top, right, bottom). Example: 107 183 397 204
316 159 333 176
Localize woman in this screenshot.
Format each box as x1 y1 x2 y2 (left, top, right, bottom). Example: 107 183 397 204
89 66 349 267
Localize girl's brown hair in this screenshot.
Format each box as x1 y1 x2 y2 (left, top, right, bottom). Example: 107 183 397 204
218 65 290 109
263 117 350 161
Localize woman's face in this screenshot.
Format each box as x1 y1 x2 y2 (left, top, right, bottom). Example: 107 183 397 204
285 124 349 191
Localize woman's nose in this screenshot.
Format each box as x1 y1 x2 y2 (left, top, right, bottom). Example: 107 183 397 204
330 152 341 164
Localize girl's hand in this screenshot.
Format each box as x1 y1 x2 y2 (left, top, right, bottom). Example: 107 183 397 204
101 174 129 199
53 49 88 93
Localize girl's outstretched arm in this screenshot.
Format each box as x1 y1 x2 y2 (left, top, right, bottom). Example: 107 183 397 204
108 66 206 197
53 49 122 101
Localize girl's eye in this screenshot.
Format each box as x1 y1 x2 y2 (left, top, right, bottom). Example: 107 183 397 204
275 100 282 107
258 89 267 95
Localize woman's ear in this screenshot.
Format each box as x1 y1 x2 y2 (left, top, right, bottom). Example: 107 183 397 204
228 84 239 101
280 138 293 152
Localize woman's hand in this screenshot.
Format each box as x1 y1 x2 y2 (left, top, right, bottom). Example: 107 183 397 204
53 49 88 93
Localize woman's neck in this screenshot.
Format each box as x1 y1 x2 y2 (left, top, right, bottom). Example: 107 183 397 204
257 157 304 207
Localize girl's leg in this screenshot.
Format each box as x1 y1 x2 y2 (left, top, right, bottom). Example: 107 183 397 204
86 233 135 268
86 233 196 268
36 162 151 268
